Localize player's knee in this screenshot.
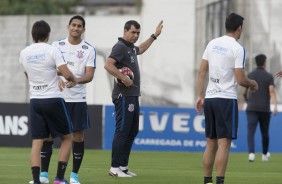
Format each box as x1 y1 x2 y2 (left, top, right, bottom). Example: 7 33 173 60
72 131 84 142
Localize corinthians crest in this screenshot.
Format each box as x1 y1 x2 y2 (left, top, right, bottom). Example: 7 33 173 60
128 104 134 112
77 50 84 59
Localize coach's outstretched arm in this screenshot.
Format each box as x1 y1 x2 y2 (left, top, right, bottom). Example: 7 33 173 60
274 70 282 78
138 20 163 54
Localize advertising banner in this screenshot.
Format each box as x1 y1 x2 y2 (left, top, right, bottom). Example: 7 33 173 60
0 103 103 149
104 105 282 152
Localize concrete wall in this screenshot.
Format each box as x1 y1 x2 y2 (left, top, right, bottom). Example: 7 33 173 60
3 0 282 107
0 0 196 107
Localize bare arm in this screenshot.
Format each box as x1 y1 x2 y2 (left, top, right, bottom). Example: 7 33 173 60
138 20 163 54
57 64 76 88
235 68 258 92
242 87 248 101
274 70 282 78
76 67 95 84
61 66 94 90
269 85 278 115
195 59 208 115
104 58 133 87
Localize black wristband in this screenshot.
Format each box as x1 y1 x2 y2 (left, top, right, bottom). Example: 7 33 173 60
151 34 157 40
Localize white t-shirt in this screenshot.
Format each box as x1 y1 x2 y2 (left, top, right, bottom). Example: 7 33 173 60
19 43 66 99
202 35 246 99
52 38 96 102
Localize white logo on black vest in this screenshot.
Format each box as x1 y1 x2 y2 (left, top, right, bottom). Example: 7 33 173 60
130 56 135 63
128 104 134 112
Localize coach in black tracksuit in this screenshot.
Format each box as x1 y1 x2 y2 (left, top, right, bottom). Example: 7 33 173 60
243 54 278 162
104 20 163 177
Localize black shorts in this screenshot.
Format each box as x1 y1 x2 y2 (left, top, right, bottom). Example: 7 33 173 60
66 102 90 132
204 98 238 139
29 98 72 139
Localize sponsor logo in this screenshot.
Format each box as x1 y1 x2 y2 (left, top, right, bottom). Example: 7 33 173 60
134 138 237 148
0 115 28 136
130 56 135 63
33 85 48 90
67 61 74 66
82 45 88 49
212 45 228 55
210 77 220 83
138 112 205 133
59 41 65 45
206 89 221 94
26 54 45 62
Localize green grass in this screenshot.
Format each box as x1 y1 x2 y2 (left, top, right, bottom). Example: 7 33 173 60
0 147 281 184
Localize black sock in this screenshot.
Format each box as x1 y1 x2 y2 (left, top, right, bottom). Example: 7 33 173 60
56 161 68 180
72 141 84 173
41 141 53 172
31 166 40 183
204 176 213 184
216 176 225 184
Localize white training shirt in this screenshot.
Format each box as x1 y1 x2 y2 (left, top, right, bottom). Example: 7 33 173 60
202 35 246 99
19 43 66 99
52 38 96 102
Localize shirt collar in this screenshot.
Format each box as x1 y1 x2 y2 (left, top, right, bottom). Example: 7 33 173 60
118 37 134 47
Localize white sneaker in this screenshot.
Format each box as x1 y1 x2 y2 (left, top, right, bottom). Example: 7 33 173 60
109 167 132 177
262 152 270 161
248 153 255 162
29 172 49 184
121 169 137 176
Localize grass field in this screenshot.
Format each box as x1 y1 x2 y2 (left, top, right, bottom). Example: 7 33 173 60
0 147 281 184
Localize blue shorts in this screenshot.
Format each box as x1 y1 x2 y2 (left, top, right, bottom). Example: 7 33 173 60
29 98 72 139
66 102 90 132
204 98 238 139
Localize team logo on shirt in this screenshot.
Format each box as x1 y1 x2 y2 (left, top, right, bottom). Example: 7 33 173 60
128 104 134 112
77 50 84 59
82 45 88 49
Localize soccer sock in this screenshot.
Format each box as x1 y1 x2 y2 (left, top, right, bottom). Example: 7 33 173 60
204 176 213 184
41 140 53 172
216 176 225 184
31 166 40 183
72 141 84 173
56 161 68 180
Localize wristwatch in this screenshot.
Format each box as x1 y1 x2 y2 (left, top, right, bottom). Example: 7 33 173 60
151 34 157 40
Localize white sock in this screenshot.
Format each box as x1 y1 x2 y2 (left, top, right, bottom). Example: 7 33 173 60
120 166 128 171
110 167 119 172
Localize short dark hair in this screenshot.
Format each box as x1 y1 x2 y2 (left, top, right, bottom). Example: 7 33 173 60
31 20 51 43
255 54 267 67
69 15 85 28
124 20 140 30
225 13 244 32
